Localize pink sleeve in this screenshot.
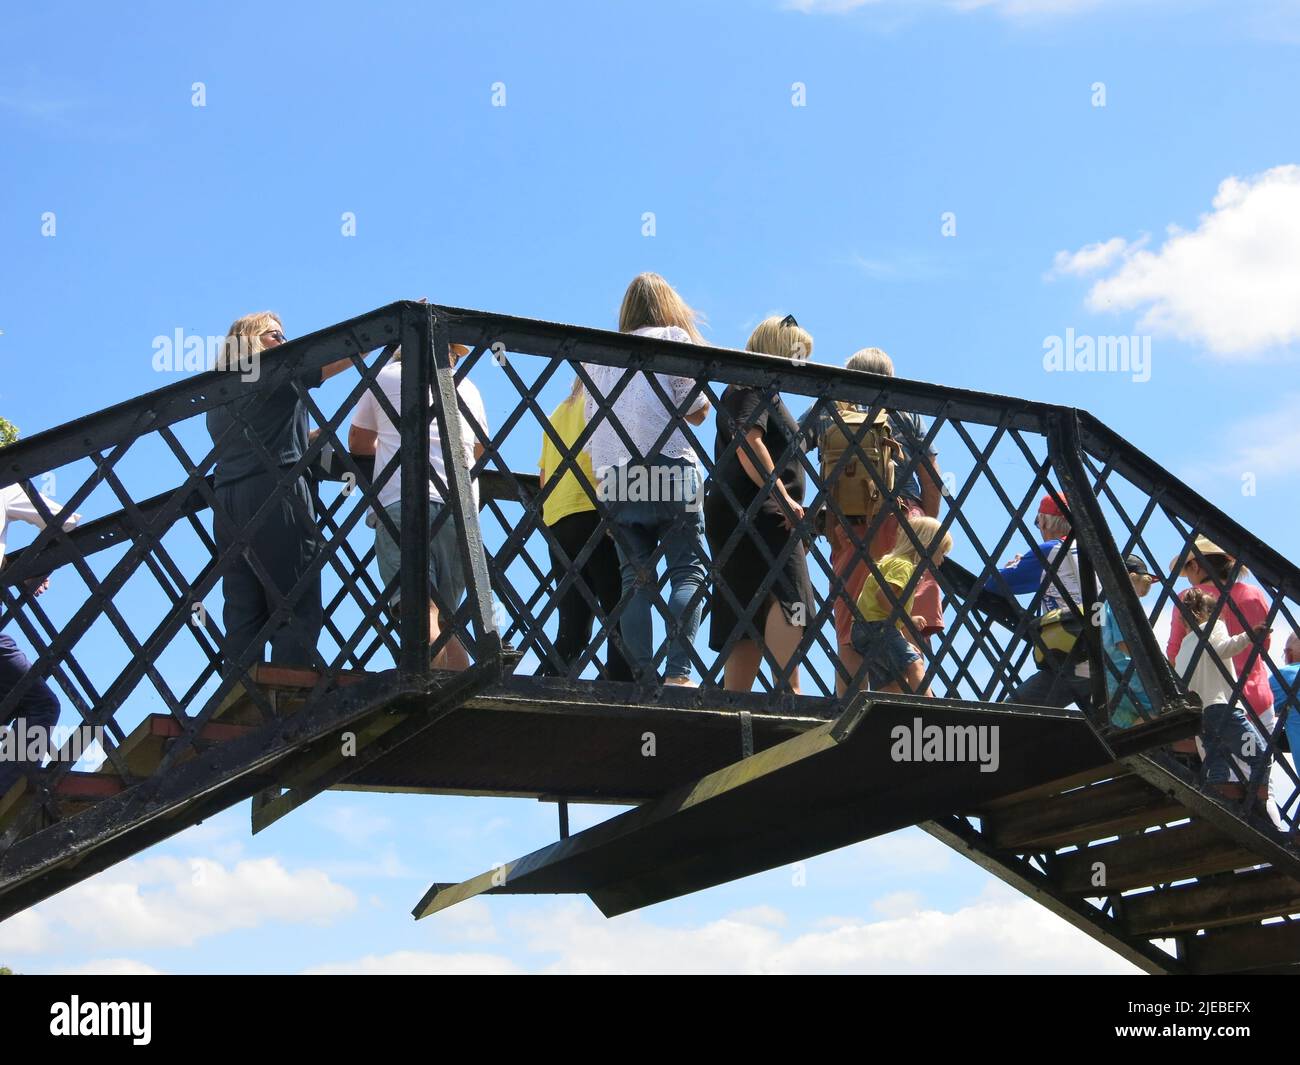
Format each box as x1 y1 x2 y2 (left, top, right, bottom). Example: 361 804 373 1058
1235 586 1271 653
1239 586 1269 626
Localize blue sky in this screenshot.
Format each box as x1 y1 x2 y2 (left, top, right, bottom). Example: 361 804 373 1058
2 0 1299 973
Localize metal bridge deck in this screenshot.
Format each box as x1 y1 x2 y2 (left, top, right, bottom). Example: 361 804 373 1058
414 694 1108 919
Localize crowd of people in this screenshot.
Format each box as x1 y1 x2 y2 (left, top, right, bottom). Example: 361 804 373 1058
0 271 1298 824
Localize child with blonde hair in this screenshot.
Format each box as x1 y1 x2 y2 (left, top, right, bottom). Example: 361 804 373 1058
850 515 952 696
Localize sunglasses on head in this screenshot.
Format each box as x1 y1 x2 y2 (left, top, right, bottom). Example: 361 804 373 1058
780 314 799 328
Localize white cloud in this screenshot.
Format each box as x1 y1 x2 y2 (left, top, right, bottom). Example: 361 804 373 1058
435 898 502 944
1048 236 1137 278
871 890 925 918
19 855 355 953
302 950 522 975
30 856 1140 975
1063 165 1300 357
498 884 1137 974
0 908 55 955
54 958 165 976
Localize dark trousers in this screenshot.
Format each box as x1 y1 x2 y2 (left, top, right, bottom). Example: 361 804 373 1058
540 511 632 682
215 471 324 674
0 633 60 794
1009 667 1092 711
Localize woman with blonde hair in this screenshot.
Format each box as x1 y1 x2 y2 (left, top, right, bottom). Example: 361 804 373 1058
583 273 711 685
536 375 632 680
205 311 361 673
851 514 953 696
704 315 815 693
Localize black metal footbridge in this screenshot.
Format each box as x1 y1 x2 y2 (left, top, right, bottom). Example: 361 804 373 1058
3 301 1300 975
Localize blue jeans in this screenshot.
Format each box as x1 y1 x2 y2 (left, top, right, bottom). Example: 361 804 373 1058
0 633 60 795
609 460 707 681
1201 703 1268 786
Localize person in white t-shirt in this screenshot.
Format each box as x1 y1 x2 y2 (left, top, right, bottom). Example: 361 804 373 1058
350 343 487 671
1176 587 1271 803
0 479 80 795
986 492 1098 710
583 273 711 685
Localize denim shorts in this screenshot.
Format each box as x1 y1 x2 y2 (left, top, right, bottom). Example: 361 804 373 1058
375 499 465 611
850 619 922 688
1201 703 1268 786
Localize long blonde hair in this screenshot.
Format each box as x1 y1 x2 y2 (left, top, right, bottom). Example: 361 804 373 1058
884 514 953 565
217 311 281 370
747 316 813 362
618 272 704 343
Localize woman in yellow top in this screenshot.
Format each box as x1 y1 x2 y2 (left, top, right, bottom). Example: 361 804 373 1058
852 515 953 697
537 377 633 681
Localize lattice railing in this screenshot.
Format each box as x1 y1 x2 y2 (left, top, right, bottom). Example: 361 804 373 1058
0 303 497 847
2 300 1297 852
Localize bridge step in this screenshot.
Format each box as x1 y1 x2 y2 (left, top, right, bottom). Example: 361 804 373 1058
0 771 125 834
983 774 1184 851
0 668 351 839
1186 918 1300 974
101 716 256 779
1054 821 1262 894
974 764 1131 814
1123 867 1300 936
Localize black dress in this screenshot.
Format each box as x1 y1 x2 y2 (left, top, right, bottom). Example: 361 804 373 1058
704 385 815 653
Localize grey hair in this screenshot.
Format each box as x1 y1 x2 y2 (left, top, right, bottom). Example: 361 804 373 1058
845 347 895 377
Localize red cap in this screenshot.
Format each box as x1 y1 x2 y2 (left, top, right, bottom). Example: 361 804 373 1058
1038 492 1068 517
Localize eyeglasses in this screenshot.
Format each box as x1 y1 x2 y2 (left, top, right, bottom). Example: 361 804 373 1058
780 314 799 328
262 331 287 342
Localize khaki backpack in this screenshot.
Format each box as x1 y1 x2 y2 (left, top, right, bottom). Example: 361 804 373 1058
818 406 901 523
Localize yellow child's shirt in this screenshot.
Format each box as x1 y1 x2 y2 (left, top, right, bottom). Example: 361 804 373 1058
856 555 917 626
539 395 598 526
